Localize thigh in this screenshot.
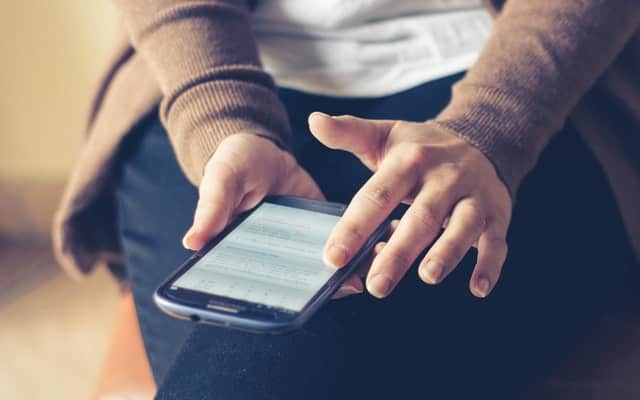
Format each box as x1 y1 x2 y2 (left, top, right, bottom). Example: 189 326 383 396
115 76 461 387
157 81 636 399
114 113 198 384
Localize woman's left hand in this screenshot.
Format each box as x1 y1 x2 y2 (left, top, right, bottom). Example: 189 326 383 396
308 112 512 299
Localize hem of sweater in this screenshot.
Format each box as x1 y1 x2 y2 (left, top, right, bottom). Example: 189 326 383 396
266 64 471 99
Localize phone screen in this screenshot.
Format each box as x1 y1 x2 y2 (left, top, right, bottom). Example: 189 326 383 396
172 202 341 312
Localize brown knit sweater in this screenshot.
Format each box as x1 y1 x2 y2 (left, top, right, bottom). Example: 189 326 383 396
53 0 640 278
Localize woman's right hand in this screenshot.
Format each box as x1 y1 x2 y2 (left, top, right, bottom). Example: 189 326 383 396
181 133 363 298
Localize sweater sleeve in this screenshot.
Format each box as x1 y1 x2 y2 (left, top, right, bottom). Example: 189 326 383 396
432 0 640 197
112 0 291 185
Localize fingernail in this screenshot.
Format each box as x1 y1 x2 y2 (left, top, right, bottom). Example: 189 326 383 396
475 277 492 298
325 244 349 267
311 111 331 118
421 259 444 284
334 285 363 298
367 274 393 298
182 230 193 249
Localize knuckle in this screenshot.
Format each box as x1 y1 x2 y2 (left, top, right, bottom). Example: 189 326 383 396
360 184 394 208
392 120 408 128
484 231 508 253
444 239 468 261
392 120 415 133
339 222 366 244
463 202 486 232
440 162 465 185
490 212 511 232
378 249 412 269
400 145 430 172
413 202 442 235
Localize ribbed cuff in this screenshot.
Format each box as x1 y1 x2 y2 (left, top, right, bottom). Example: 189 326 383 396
433 82 557 198
160 77 291 186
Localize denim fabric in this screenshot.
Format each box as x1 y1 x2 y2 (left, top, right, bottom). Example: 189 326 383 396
114 74 636 397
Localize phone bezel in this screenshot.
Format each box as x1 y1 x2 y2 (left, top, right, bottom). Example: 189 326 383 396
154 195 389 334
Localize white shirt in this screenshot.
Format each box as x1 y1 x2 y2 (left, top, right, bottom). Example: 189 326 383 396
252 0 492 97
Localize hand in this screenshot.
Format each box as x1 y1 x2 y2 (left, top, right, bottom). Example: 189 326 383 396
309 112 512 298
181 133 363 299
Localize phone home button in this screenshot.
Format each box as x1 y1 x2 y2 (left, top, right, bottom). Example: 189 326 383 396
206 303 240 314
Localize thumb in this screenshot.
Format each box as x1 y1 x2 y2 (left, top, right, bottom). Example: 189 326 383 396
308 112 393 168
182 159 240 250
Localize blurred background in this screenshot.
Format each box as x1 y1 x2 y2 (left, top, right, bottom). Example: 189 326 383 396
0 2 121 399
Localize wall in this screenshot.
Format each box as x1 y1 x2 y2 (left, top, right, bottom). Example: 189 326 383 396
0 1 120 237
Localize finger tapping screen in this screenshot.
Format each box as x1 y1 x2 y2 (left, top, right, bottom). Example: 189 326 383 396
173 203 340 312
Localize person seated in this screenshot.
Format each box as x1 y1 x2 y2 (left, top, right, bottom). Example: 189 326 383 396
54 1 640 397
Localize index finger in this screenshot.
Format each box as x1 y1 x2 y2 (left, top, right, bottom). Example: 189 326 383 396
324 159 417 267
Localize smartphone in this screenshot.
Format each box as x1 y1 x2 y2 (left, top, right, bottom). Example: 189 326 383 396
154 195 388 334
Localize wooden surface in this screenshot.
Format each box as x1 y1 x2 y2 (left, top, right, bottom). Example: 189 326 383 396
92 292 157 400
0 239 120 400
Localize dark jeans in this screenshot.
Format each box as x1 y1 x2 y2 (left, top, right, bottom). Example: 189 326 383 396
114 74 636 399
